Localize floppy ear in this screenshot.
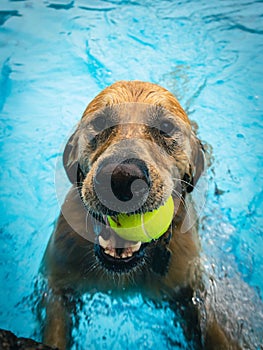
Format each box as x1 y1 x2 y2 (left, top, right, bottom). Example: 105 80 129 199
184 134 205 193
63 128 80 184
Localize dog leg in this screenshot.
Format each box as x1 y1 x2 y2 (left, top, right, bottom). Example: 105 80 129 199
42 289 72 350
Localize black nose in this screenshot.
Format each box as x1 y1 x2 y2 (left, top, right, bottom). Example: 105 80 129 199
94 158 151 203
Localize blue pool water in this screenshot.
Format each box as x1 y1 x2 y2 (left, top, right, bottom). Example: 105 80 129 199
0 0 262 348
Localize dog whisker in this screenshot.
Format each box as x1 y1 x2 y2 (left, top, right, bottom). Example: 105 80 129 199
172 188 193 222
172 177 202 193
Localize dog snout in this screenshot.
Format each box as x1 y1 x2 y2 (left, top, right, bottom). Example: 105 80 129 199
94 158 151 203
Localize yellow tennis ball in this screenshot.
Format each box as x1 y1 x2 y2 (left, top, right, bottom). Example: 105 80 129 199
107 196 174 242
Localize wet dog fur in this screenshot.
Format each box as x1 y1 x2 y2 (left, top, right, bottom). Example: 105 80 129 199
41 81 240 349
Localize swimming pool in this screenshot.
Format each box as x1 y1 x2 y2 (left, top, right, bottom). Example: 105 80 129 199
0 0 262 348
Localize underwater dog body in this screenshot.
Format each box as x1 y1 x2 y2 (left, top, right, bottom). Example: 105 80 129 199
42 81 239 349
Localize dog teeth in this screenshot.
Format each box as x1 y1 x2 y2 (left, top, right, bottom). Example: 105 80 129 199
98 235 109 249
104 248 116 258
99 235 142 259
121 251 128 259
131 241 141 253
126 249 133 258
126 247 133 257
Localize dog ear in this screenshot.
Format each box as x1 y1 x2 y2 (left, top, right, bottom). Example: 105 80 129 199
184 134 205 193
63 129 80 184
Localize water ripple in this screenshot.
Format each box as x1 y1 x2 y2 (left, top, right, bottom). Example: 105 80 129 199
85 40 112 88
46 0 74 10
127 33 156 49
0 58 11 112
78 6 117 12
0 10 21 26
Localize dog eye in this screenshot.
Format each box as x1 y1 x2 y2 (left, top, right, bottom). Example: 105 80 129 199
91 116 107 132
159 120 176 136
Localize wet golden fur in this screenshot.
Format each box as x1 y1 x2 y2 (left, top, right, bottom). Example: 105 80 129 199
83 81 190 124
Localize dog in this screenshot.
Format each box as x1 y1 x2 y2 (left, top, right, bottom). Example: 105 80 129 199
41 81 240 349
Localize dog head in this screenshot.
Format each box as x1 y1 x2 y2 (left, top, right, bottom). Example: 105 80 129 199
62 81 205 275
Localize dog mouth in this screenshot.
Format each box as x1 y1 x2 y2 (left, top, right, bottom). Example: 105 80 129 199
92 214 173 275
93 216 148 272
98 234 142 259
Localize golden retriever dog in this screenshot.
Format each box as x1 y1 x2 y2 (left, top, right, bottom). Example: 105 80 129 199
41 81 239 349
